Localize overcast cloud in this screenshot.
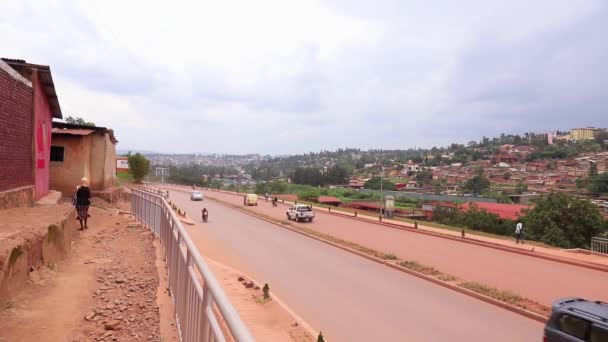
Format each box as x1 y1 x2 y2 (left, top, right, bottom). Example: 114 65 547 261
1 0 607 154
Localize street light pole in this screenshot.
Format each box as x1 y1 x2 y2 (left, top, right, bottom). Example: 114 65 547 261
380 168 384 217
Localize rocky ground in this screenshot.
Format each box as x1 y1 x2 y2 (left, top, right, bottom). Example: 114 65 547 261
0 202 178 342
74 223 162 341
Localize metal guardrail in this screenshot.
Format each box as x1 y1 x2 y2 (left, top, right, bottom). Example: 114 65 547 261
131 189 254 342
591 237 608 255
139 185 169 198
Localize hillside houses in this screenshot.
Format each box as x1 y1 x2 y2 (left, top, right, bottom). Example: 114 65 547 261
347 150 608 197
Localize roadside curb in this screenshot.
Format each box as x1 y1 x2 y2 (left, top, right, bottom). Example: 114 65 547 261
205 194 549 323
203 187 608 273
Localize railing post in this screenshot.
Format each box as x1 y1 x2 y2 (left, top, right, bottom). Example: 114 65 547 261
201 283 211 339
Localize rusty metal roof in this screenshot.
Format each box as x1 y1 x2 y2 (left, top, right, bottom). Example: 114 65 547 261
52 121 118 144
51 127 95 136
1 58 63 119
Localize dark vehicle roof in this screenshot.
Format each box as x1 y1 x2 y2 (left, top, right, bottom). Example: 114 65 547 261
552 298 608 323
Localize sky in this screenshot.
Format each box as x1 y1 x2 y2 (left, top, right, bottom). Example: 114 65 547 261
1 0 607 155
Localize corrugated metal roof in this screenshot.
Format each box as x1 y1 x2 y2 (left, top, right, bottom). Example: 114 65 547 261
51 121 118 144
51 127 95 136
1 58 63 118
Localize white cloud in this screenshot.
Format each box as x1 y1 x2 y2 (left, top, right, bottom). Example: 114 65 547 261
1 0 606 154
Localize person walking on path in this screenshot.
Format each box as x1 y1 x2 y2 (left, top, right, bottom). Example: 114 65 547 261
515 221 524 244
74 177 92 230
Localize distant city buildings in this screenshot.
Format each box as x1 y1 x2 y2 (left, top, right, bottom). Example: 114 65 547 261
555 127 605 141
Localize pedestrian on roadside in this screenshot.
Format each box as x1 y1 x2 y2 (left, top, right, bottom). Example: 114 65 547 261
202 208 208 222
74 177 92 231
515 221 523 244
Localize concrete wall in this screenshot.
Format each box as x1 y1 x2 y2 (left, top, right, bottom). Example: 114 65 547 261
0 61 34 193
89 132 105 190
32 70 53 200
50 132 116 196
0 186 34 210
103 133 117 189
49 134 91 196
89 132 116 190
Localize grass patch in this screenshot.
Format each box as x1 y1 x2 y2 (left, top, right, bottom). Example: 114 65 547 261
398 260 441 276
117 172 134 181
438 274 458 282
255 297 272 304
382 253 398 260
459 281 523 304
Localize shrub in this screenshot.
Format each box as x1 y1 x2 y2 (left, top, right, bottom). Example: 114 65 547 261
127 153 150 183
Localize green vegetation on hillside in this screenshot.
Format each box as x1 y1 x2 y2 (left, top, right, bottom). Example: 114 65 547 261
434 192 607 248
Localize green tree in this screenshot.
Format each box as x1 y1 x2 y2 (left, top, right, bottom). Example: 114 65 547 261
588 163 599 177
521 192 606 248
210 179 222 189
65 116 95 126
364 177 396 190
515 180 528 194
415 169 433 185
298 187 321 201
595 130 608 148
462 168 490 194
325 163 352 185
587 173 608 194
127 152 150 183
292 167 324 186
317 332 325 342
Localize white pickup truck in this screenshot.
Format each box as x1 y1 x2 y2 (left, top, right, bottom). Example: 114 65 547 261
286 205 315 222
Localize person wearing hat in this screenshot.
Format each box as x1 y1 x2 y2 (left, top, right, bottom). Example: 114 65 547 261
74 177 92 230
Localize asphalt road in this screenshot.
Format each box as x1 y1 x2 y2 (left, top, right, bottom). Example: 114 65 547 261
171 191 543 342
198 189 608 306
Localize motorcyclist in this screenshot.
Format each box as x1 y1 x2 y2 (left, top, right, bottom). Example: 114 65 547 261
272 196 278 207
202 208 209 222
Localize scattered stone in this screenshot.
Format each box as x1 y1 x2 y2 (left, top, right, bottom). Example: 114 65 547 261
237 276 245 282
104 320 122 330
85 311 97 321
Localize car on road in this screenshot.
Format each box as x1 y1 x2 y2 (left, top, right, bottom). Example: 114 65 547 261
286 205 315 222
544 297 608 342
190 191 204 201
243 193 258 206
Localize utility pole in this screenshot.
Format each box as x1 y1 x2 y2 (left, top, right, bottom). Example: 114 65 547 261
380 167 384 217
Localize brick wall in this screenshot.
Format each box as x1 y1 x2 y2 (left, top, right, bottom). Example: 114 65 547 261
0 65 34 192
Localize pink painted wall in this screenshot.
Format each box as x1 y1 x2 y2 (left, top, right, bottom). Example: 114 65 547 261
33 70 53 200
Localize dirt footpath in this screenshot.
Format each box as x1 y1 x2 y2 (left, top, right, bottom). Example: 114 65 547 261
0 205 178 342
